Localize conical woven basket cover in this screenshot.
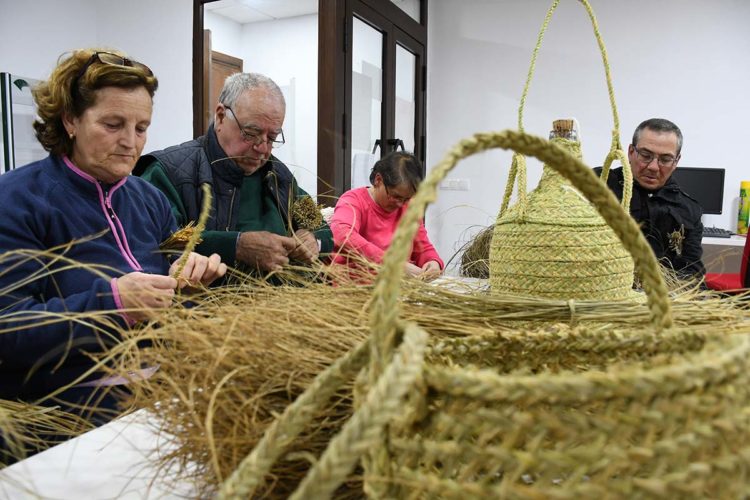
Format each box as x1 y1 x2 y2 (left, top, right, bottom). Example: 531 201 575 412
489 137 635 300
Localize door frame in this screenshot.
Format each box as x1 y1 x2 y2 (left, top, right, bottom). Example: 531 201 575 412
192 0 428 201
318 0 427 199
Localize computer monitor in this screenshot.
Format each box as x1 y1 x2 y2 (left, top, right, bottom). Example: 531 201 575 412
670 167 725 215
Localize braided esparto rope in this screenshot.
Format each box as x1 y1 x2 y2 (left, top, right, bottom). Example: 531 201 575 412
217 338 370 499
370 130 672 383
502 0 632 213
516 0 559 133
499 0 558 217
425 333 750 405
289 323 428 499
171 183 212 280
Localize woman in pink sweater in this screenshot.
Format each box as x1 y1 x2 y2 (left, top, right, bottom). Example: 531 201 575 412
330 152 443 280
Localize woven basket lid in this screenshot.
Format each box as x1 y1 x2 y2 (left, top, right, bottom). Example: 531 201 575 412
489 137 636 300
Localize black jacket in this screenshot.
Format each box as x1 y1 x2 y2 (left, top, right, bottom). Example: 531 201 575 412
604 167 705 279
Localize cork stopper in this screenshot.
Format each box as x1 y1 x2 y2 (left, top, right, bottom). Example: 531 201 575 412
550 118 579 141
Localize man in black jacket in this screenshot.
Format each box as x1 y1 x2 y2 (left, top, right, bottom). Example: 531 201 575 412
604 118 705 279
136 73 332 273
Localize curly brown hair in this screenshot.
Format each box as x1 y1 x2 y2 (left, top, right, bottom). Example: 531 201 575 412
32 48 159 157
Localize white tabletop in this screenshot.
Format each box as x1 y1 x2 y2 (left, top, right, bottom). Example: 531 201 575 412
702 234 747 247
0 409 198 500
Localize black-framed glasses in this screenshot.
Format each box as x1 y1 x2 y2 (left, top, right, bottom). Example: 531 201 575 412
72 51 153 98
224 105 285 149
633 146 678 168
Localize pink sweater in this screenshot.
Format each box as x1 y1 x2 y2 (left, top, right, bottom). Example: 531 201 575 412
330 187 443 269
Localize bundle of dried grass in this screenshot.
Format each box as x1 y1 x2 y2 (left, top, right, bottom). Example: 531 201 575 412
1 400 93 467
457 225 493 278
291 195 324 231
159 221 203 252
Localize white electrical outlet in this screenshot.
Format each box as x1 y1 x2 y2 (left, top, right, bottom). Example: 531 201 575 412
440 178 470 191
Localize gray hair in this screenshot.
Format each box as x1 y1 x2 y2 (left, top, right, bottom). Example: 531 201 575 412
218 72 285 109
632 118 683 155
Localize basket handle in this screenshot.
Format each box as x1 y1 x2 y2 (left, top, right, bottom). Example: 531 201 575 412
216 323 428 500
369 130 673 379
501 0 632 217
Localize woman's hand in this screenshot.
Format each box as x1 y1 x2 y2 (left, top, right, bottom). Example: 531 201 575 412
170 252 227 289
404 262 423 278
115 272 178 321
419 260 442 282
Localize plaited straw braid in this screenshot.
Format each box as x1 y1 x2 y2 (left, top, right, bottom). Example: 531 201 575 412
382 332 750 498
498 0 556 217
506 0 632 214
578 0 635 202
217 337 370 499
290 323 428 499
424 332 750 405
171 183 212 280
369 130 672 387
516 0 558 133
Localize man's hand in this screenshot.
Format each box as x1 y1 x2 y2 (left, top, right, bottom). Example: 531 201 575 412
289 229 319 264
236 231 297 272
169 252 227 289
418 260 442 282
115 272 177 321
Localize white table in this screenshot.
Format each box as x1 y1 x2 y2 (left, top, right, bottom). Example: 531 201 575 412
702 235 746 274
0 410 197 499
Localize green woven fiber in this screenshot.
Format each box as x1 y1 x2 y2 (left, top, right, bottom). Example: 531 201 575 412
489 137 636 300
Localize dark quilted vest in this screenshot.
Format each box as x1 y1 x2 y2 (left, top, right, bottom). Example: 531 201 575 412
135 134 295 231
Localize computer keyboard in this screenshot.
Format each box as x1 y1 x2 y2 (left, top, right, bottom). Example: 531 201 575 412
702 226 734 238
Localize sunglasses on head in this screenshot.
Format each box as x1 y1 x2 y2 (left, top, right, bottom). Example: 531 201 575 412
72 51 153 97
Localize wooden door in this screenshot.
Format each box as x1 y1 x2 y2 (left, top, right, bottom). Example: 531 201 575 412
201 29 243 134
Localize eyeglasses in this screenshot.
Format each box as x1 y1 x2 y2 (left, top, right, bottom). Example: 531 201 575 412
223 105 285 149
72 52 153 102
384 185 412 204
633 146 678 168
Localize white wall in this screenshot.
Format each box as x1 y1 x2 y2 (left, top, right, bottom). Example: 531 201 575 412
0 0 193 153
239 15 319 197
426 0 750 273
205 11 243 55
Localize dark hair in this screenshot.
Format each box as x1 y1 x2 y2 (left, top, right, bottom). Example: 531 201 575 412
32 48 158 157
369 151 424 192
631 118 683 155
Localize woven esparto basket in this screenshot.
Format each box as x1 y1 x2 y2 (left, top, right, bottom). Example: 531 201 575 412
489 0 637 301
217 130 750 499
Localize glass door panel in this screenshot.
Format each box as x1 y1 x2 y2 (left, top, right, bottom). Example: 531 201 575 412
394 44 416 153
351 17 384 189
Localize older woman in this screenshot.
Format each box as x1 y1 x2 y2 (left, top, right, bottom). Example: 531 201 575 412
0 49 226 425
330 151 443 280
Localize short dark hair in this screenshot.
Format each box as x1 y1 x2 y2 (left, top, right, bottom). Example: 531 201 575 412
631 118 683 155
369 151 423 192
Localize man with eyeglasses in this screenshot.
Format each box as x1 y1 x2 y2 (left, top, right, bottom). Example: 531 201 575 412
603 118 705 280
135 73 332 275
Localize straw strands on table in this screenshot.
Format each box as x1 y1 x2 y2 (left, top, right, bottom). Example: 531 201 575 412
101 262 748 498
457 225 494 279
0 400 93 467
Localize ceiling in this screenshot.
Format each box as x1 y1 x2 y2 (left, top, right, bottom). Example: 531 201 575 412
204 0 318 24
